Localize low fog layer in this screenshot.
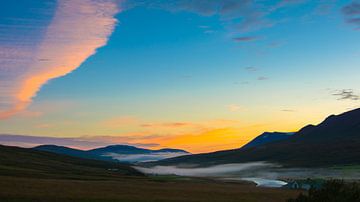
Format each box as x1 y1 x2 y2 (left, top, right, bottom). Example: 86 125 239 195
103 152 188 163
135 162 360 180
135 162 277 177
240 178 288 188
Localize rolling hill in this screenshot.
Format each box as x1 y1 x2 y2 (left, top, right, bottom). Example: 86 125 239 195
0 145 301 202
88 144 188 155
34 144 189 163
33 144 101 160
0 144 143 179
152 108 360 167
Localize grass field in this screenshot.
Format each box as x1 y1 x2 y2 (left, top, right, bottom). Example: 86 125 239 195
0 176 302 202
0 145 302 202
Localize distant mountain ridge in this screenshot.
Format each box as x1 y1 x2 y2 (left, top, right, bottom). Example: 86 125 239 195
88 145 187 155
34 144 189 163
152 108 360 167
0 144 142 179
240 132 294 150
33 145 104 161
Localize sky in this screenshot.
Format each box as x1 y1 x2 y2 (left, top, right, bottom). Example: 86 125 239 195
0 0 359 153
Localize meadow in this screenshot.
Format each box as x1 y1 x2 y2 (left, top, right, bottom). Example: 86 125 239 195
0 145 301 202
0 175 301 202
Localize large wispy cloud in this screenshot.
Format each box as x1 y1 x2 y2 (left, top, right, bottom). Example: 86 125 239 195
0 0 119 119
0 0 347 120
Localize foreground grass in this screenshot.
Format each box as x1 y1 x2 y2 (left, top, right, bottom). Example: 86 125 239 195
0 145 302 202
0 176 301 202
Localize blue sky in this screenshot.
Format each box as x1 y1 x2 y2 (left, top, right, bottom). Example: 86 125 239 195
0 0 359 152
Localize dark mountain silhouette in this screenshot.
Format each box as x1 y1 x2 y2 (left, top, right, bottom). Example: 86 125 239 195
34 144 189 163
33 144 112 162
240 132 294 149
152 108 360 167
157 148 188 153
0 144 142 179
34 144 93 158
88 145 188 155
88 145 152 155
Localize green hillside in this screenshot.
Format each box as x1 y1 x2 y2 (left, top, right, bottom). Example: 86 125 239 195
0 144 301 202
0 145 143 179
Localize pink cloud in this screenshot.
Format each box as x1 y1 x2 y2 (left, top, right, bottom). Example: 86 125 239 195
0 0 119 119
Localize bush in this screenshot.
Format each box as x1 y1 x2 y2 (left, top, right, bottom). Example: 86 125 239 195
287 180 360 202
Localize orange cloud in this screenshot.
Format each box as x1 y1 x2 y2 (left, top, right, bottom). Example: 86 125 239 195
0 0 119 119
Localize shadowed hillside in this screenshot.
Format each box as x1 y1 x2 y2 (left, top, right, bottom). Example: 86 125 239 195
152 108 360 167
0 145 301 202
241 132 294 150
0 145 143 179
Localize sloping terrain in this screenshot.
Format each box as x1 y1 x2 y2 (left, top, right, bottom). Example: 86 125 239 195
241 132 294 149
33 144 105 160
0 144 142 179
153 108 360 167
0 145 301 202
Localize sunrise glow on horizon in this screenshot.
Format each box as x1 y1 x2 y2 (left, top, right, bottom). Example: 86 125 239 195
1 0 360 153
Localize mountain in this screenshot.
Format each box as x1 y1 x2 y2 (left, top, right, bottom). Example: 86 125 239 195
88 145 189 163
152 108 360 168
240 132 294 149
34 144 93 158
156 148 188 153
88 145 188 154
88 145 155 155
34 144 189 163
0 144 143 179
33 144 113 162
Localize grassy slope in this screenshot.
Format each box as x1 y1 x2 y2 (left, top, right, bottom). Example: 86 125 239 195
0 145 301 202
0 144 143 179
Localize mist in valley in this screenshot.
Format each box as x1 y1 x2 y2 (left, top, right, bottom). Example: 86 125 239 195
134 162 360 187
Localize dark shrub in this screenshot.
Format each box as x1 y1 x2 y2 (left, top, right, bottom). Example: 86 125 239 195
287 180 360 202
